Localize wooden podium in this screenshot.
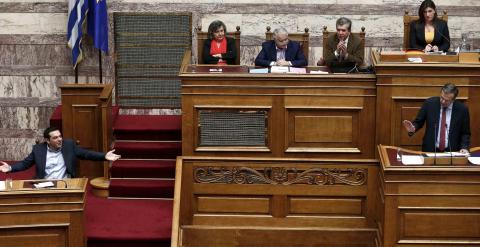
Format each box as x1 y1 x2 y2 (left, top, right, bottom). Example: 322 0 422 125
372 50 480 151
0 178 88 247
171 156 380 247
376 145 480 247
180 52 377 159
60 84 114 179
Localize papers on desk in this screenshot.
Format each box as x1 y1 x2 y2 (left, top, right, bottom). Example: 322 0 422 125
407 57 423 63
425 152 469 157
249 68 269 74
427 51 445 55
468 157 480 165
287 67 307 74
270 66 307 74
270 66 289 73
33 181 55 188
209 68 223 73
309 70 329 74
401 155 424 165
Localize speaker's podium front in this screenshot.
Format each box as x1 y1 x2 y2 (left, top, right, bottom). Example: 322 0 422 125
0 178 88 247
376 145 480 247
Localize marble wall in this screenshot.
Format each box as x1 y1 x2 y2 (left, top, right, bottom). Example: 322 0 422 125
1 0 479 159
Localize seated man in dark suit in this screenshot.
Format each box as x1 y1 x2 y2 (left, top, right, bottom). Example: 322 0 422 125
255 27 307 67
319 17 363 70
0 126 121 179
403 83 470 153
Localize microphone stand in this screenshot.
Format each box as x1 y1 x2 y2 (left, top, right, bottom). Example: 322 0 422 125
447 124 453 165
433 123 437 165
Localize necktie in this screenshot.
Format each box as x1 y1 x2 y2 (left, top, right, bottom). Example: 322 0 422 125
277 49 285 61
439 107 447 151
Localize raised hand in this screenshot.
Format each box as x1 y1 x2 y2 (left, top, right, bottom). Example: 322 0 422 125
402 120 415 133
0 161 11 173
105 150 121 161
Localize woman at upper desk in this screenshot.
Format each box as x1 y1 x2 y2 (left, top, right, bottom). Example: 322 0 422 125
202 20 237 65
409 0 450 52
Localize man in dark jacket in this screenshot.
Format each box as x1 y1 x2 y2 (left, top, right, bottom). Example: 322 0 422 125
0 126 120 179
255 27 307 67
403 83 470 153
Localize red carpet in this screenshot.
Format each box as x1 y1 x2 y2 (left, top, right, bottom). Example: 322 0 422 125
111 159 175 178
109 114 181 198
47 107 179 245
113 115 181 141
109 179 175 198
86 185 172 247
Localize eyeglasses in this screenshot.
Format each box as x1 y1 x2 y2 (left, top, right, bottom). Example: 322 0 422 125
275 38 289 45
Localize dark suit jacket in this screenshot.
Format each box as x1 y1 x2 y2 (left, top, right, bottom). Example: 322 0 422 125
203 37 237 65
412 97 470 152
254 40 307 67
324 33 364 67
409 19 450 52
10 139 106 179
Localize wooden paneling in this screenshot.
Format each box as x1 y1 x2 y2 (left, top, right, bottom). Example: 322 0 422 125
294 116 353 143
401 210 480 239
0 178 87 247
0 226 66 247
180 226 379 247
373 51 480 151
180 65 377 159
377 145 480 247
289 197 363 215
197 196 270 214
172 157 379 246
286 108 362 153
60 84 113 179
71 105 98 150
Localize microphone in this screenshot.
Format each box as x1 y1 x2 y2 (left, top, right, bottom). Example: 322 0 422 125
433 123 437 165
446 123 453 165
433 26 452 52
347 64 358 74
57 179 68 188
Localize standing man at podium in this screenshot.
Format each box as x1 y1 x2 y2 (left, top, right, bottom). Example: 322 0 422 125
0 126 121 179
403 83 470 153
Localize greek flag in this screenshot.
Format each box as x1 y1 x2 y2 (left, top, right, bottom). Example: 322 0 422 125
67 0 88 68
67 0 109 68
87 0 109 53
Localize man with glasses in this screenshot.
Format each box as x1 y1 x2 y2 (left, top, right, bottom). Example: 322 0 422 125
319 17 364 68
255 27 307 67
403 83 470 153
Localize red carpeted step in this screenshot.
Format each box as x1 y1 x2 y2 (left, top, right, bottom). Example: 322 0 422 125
86 185 172 247
109 179 175 198
114 141 181 159
111 159 175 179
113 115 181 141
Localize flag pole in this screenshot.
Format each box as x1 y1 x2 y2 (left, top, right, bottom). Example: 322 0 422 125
75 66 78 84
98 50 103 84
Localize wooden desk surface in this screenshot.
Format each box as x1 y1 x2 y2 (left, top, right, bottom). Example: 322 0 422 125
180 65 375 80
378 145 480 171
0 178 87 195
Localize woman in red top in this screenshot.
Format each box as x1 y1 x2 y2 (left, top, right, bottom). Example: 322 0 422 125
202 20 237 65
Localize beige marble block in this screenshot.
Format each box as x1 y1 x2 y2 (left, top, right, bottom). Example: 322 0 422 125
0 76 59 98
0 137 39 160
0 13 66 35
